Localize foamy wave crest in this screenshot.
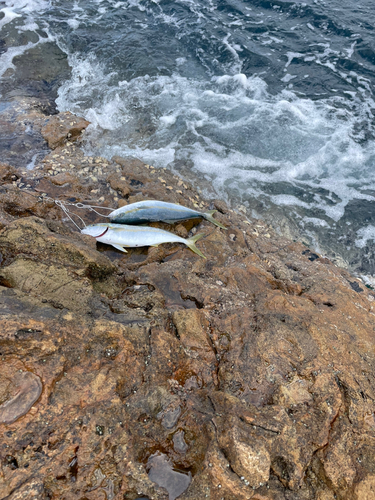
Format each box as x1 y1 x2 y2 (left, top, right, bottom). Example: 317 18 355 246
355 226 375 249
2 0 50 13
56 54 122 130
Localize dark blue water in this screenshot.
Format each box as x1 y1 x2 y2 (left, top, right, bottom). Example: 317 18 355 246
2 0 375 279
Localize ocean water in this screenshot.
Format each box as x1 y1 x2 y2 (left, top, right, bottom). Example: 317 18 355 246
2 0 375 279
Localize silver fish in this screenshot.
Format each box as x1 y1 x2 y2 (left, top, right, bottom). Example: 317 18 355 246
109 200 226 229
81 223 206 258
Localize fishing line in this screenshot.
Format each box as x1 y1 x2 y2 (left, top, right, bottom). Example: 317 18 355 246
15 186 117 231
51 199 116 231
54 200 87 231
72 203 115 218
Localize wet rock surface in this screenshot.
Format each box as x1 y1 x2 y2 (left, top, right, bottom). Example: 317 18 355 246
0 114 375 499
41 112 90 150
0 36 71 168
0 98 51 168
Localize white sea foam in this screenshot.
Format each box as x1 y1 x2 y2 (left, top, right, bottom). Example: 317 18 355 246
0 40 43 77
285 52 304 68
0 0 374 278
26 153 39 170
2 0 50 13
17 20 39 31
281 74 297 83
355 226 375 249
302 217 330 228
67 18 80 29
0 0 52 88
0 7 21 29
160 114 177 126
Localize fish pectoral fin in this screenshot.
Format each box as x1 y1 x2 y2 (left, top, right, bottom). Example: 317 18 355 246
112 244 128 253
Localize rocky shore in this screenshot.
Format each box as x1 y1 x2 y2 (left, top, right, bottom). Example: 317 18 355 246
1 104 375 500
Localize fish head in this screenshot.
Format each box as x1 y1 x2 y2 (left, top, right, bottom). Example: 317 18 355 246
81 224 110 238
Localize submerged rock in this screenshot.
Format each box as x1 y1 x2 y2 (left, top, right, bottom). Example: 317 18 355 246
0 114 375 499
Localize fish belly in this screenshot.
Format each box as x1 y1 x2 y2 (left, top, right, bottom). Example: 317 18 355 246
98 228 184 248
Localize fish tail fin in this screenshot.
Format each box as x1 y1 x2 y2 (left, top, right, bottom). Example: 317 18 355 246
186 233 206 259
204 210 227 230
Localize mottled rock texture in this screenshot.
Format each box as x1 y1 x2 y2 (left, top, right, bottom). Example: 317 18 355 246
1 116 375 500
41 111 90 149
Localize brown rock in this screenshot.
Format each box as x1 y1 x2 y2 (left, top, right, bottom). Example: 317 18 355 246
0 163 16 184
273 376 313 406
354 475 375 499
172 309 217 387
41 111 89 149
0 216 115 279
0 259 95 312
220 421 271 488
323 429 356 489
49 172 76 186
107 172 131 198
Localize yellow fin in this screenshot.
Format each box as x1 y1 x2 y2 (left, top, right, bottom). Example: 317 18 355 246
204 210 227 229
186 233 206 258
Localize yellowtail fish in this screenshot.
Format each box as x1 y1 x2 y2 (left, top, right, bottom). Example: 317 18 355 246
81 223 206 258
109 200 226 229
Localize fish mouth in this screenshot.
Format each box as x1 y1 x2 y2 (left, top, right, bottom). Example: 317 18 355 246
93 227 109 239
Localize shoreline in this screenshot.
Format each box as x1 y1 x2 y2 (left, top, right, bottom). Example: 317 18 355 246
0 106 375 499
1 54 373 281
